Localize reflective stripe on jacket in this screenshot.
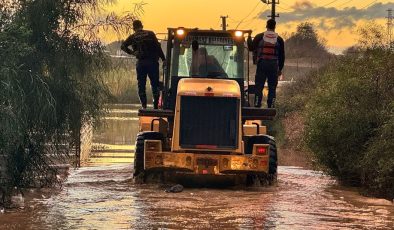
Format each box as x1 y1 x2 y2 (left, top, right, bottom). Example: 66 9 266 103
258 31 279 60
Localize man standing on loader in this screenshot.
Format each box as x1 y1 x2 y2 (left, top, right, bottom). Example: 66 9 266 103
248 19 285 108
121 20 166 109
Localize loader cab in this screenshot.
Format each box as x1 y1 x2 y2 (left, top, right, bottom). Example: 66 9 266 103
163 28 251 109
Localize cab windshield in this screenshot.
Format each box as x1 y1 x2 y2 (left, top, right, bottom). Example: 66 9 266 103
172 36 244 79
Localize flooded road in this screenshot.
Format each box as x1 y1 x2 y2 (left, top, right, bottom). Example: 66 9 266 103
1 165 393 229
1 104 393 229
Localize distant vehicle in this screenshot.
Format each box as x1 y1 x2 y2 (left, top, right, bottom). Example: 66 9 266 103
135 27 278 186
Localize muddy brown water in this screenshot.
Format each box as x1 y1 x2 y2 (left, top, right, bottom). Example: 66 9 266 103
1 104 393 229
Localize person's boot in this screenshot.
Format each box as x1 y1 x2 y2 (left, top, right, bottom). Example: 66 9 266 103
254 95 262 108
153 93 160 109
267 98 276 108
139 94 147 109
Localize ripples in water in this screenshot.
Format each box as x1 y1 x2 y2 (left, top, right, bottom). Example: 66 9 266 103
1 165 393 229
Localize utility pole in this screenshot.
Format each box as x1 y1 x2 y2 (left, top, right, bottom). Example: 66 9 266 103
271 0 276 20
261 0 279 20
387 8 393 49
221 15 228 31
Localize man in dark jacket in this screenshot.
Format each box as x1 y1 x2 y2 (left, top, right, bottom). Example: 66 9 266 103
121 20 166 109
248 19 285 108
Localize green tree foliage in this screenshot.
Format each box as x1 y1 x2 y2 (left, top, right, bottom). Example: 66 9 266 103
0 0 140 202
285 22 331 58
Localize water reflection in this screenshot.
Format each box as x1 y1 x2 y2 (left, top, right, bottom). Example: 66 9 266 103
1 165 393 229
88 104 140 166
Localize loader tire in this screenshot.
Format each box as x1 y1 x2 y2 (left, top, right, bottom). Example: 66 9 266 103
134 132 163 179
265 136 277 177
245 135 278 185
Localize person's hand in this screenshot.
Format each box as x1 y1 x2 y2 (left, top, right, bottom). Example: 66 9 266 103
278 70 284 81
247 35 253 47
247 35 252 43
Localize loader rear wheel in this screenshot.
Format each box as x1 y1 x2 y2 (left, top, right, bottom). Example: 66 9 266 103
266 137 278 177
264 136 277 184
134 132 163 179
245 135 278 185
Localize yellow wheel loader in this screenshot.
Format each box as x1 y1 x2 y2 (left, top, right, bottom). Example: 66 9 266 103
135 27 277 186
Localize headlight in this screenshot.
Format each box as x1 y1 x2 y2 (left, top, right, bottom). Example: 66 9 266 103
176 28 185 36
234 31 243 38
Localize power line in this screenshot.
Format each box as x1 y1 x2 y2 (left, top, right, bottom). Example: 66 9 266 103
337 0 354 8
236 1 262 29
315 0 355 9
280 0 293 8
228 16 257 31
361 0 377 10
243 18 260 30
278 0 353 11
322 0 376 38
321 0 341 8
243 17 260 24
241 5 268 29
228 17 240 23
281 0 353 10
279 0 348 11
277 5 292 12
230 15 259 24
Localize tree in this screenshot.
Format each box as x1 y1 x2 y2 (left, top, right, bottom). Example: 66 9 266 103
0 0 143 206
285 22 330 59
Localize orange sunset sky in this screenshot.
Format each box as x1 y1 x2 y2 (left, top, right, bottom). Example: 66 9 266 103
104 0 394 53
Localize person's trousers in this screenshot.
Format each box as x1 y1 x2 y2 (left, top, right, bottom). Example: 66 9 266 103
136 60 160 109
255 59 278 108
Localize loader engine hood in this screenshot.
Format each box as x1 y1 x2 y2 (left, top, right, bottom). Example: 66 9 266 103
172 78 242 153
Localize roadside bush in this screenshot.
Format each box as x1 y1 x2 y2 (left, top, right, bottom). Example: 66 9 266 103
304 48 393 195
362 103 394 198
276 67 321 117
274 22 393 198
